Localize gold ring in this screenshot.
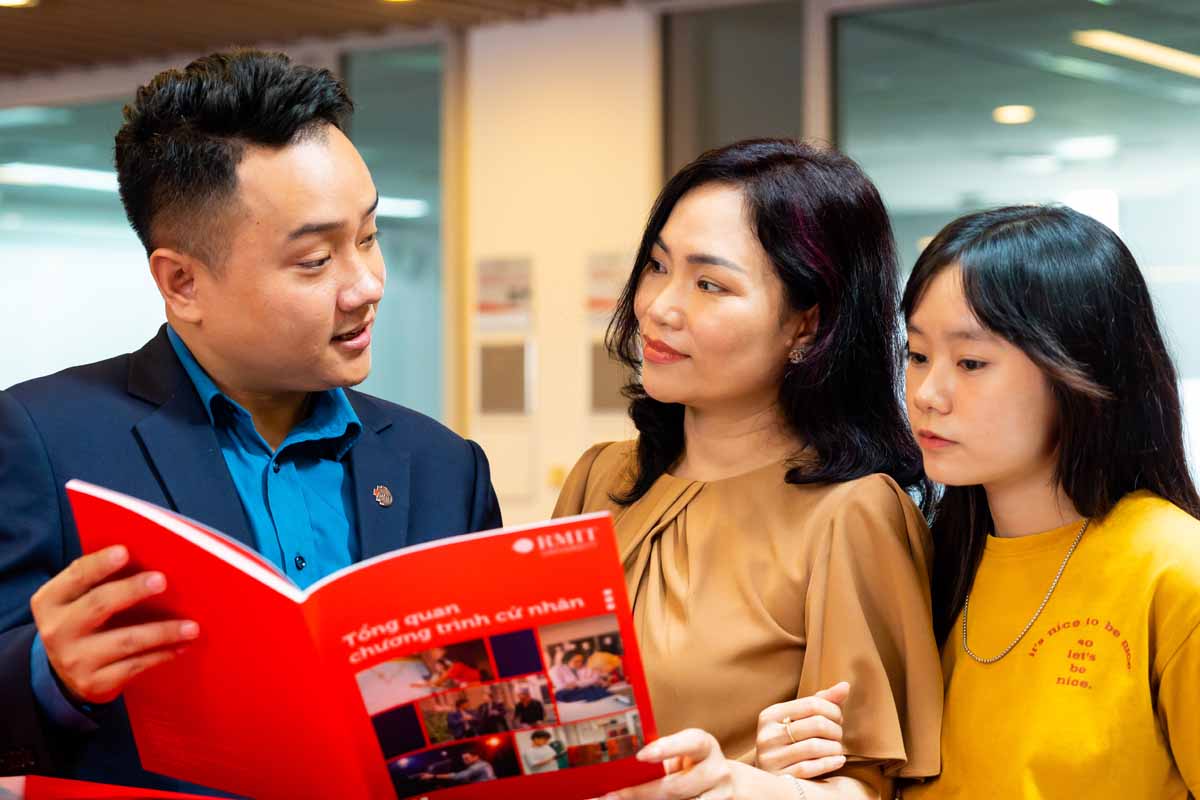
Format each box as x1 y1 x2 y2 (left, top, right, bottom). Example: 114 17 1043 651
782 716 797 744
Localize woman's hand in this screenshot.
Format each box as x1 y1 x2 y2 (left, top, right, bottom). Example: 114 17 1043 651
591 728 734 800
756 682 850 778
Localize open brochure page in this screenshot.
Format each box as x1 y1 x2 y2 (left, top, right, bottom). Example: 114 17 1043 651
67 483 376 799
306 513 664 800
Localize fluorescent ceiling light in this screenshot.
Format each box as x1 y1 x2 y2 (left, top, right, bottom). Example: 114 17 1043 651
1054 135 1118 161
993 105 1036 125
376 196 429 219
0 162 118 192
1073 29 1200 79
0 0 39 7
0 106 72 129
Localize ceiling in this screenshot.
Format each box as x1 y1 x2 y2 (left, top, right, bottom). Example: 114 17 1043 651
0 0 620 77
837 0 1200 213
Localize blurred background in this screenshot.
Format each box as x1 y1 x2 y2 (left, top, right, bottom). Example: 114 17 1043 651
2 0 1198 522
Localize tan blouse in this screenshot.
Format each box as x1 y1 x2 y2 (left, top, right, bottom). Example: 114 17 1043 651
553 441 943 778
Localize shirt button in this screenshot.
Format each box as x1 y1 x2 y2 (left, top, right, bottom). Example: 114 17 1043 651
294 554 307 570
272 462 281 473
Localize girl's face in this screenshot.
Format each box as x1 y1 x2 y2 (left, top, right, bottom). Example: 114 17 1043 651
905 266 1059 491
633 182 808 413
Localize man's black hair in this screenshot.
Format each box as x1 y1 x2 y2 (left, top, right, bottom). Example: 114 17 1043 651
114 49 354 267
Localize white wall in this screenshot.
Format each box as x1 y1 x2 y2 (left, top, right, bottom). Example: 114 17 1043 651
465 7 661 524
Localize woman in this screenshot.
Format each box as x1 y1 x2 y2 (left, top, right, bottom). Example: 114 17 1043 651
760 205 1200 797
557 139 943 799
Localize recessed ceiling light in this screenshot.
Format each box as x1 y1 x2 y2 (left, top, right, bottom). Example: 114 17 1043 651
992 105 1036 125
1073 29 1200 79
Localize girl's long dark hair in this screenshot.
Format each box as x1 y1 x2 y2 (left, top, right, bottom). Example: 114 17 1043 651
903 205 1200 645
608 138 927 504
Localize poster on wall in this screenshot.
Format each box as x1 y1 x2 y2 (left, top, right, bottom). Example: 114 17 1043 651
586 251 629 328
480 342 528 415
476 257 533 332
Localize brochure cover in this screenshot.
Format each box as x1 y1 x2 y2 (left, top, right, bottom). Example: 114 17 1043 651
67 480 662 800
0 776 212 800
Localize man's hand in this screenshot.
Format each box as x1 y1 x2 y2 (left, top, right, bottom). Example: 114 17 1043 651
30 545 200 705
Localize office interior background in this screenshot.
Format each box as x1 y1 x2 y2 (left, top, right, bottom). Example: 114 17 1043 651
1 0 1197 523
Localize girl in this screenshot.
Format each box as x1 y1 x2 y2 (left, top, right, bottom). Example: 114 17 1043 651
760 204 1200 797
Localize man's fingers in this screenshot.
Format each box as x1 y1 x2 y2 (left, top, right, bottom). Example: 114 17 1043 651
82 648 183 705
782 754 847 780
89 619 200 667
32 546 128 610
70 571 168 635
759 696 844 727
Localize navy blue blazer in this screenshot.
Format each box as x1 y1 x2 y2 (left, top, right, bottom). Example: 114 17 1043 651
0 326 501 791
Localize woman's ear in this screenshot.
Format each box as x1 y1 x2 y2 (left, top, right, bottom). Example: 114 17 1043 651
791 304 820 349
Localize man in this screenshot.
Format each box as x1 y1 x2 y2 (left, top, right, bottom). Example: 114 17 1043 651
0 50 500 792
419 751 495 785
476 688 510 733
512 687 546 727
445 698 478 741
520 730 561 775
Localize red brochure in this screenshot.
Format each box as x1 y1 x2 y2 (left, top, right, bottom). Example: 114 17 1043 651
67 480 662 800
0 776 211 799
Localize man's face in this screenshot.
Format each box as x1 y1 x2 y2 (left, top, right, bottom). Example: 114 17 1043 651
185 125 385 396
462 753 479 764
568 655 584 669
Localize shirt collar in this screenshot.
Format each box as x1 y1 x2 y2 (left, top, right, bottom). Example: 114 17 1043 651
166 325 362 459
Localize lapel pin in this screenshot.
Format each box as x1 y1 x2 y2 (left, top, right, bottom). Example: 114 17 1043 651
373 485 393 508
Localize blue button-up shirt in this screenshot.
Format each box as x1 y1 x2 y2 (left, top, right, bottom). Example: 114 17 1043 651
33 326 364 729
165 326 362 587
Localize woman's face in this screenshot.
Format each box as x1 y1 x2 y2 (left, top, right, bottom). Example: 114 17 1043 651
634 182 806 413
905 266 1059 490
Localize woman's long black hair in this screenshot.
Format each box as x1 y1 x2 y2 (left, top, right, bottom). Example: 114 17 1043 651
902 204 1200 645
607 138 927 505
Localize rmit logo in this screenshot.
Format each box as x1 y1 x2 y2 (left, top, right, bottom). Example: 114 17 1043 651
537 526 596 549
512 526 599 555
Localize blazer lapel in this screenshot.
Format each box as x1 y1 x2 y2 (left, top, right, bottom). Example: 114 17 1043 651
127 327 255 549
347 393 410 560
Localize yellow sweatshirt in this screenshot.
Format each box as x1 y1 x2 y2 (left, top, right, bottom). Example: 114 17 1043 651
907 491 1200 799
